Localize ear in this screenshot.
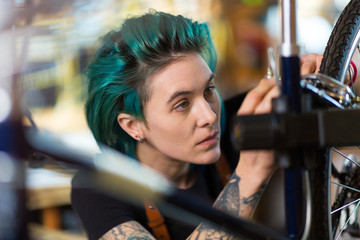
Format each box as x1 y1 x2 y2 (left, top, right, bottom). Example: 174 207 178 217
117 113 144 141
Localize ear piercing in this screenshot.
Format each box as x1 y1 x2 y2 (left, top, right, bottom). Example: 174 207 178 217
137 136 143 143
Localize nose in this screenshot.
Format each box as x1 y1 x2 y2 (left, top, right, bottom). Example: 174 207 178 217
196 99 217 127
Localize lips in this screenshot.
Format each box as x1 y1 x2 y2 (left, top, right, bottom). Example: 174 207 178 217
197 132 219 145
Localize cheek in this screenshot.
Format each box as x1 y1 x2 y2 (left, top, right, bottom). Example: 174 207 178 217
149 119 190 145
145 113 195 155
144 103 192 142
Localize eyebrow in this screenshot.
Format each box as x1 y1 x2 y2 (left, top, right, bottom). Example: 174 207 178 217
166 73 215 104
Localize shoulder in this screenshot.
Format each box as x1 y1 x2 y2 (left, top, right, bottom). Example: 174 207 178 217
71 170 144 239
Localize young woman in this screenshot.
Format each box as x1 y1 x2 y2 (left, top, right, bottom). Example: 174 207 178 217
71 11 322 240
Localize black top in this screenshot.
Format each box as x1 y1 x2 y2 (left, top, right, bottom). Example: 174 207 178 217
71 165 223 240
71 93 246 239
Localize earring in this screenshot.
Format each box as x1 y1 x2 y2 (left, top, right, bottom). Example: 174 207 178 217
137 136 143 143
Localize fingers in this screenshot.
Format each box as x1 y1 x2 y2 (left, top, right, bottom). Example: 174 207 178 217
238 52 323 116
237 78 278 115
300 53 323 75
254 85 279 114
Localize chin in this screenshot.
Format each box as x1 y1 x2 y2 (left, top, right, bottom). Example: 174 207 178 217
197 150 221 165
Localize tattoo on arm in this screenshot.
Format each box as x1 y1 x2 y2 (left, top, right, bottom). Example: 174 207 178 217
213 173 241 215
240 183 267 215
188 173 267 240
100 221 155 240
213 172 267 216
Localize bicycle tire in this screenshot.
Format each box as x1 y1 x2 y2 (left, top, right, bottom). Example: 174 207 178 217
311 0 360 238
319 0 360 83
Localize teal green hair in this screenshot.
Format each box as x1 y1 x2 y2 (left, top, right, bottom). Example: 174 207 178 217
85 10 218 158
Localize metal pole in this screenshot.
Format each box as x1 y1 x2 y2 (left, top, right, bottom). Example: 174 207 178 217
281 0 301 111
280 0 304 238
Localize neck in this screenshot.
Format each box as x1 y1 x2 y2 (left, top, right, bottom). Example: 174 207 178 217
136 142 195 189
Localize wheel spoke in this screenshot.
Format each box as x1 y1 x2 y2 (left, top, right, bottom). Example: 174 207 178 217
332 147 360 168
330 147 360 238
331 198 360 214
330 181 360 194
335 200 360 240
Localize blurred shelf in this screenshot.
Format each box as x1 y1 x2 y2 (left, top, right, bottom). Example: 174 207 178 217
26 168 72 210
29 223 86 240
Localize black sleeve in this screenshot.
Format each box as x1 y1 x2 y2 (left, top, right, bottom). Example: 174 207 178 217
220 92 248 170
71 170 142 240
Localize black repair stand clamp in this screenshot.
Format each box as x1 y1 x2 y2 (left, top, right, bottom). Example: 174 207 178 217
231 97 360 153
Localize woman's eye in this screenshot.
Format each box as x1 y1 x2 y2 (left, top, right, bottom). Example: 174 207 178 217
174 100 190 111
204 86 216 96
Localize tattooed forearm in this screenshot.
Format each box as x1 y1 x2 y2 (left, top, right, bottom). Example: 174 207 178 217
213 172 241 216
187 173 242 240
213 172 267 217
188 173 267 240
100 221 155 240
239 183 267 216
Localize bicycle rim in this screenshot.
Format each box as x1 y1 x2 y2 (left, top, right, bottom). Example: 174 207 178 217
312 0 360 239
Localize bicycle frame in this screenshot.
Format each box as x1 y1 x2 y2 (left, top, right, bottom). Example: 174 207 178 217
2 1 360 240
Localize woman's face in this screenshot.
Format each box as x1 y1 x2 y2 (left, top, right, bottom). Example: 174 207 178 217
140 53 221 165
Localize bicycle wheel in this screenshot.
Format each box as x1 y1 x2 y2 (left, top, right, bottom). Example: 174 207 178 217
310 0 360 239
